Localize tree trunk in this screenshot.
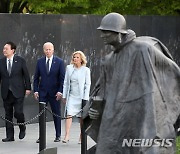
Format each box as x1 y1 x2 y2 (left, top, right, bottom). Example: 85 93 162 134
0 0 10 13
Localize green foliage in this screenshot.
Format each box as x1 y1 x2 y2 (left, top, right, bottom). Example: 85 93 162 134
0 0 179 15
177 136 180 154
27 0 66 14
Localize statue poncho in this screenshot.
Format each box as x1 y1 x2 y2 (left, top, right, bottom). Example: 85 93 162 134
84 30 180 154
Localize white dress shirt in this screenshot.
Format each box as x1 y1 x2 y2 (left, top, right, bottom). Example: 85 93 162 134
6 55 14 70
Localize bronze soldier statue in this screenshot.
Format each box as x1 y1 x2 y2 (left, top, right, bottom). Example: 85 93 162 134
84 13 180 154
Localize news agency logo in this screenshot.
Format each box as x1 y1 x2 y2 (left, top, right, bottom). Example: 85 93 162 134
122 139 173 147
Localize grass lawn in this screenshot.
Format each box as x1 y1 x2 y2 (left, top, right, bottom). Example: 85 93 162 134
177 136 180 154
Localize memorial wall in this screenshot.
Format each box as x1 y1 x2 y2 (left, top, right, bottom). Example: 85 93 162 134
0 14 179 127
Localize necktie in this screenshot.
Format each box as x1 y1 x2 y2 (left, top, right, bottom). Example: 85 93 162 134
8 59 11 75
46 59 50 74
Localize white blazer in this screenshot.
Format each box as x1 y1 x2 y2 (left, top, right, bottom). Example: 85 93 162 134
63 64 91 101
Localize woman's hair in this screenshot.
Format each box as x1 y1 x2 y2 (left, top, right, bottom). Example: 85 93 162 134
70 50 87 66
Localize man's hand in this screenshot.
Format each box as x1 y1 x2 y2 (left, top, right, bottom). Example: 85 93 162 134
25 90 31 96
88 108 100 120
34 92 39 100
56 92 62 101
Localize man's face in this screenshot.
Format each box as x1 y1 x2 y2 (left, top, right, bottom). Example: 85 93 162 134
3 44 14 58
43 43 54 58
100 30 120 45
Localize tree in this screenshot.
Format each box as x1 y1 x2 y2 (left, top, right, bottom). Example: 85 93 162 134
0 0 28 13
0 0 179 15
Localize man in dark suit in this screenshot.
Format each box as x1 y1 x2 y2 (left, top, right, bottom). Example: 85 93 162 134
0 41 31 142
33 42 65 142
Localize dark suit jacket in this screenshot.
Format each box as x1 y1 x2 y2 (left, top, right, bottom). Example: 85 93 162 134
0 55 31 99
33 56 65 98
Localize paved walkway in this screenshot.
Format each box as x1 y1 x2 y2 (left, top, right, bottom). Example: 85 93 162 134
0 121 95 154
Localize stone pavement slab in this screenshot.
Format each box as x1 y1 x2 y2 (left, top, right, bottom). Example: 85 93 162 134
0 121 95 154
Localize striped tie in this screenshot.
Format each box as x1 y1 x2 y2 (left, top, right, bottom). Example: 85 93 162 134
8 59 11 75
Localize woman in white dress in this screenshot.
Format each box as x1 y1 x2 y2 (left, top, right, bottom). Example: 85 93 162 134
62 51 91 143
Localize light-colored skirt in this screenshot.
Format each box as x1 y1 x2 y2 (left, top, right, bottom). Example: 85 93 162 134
66 95 82 117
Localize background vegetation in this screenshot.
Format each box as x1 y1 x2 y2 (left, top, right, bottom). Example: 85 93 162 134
0 0 180 15
0 1 180 153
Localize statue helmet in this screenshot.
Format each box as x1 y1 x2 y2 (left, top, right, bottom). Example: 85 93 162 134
97 13 127 34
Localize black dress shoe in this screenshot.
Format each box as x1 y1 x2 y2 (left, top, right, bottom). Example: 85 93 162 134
36 138 39 143
2 137 15 142
19 126 26 139
54 137 60 142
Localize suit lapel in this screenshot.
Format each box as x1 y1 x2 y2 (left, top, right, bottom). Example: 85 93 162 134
11 56 18 76
69 65 75 77
43 56 49 75
49 56 56 74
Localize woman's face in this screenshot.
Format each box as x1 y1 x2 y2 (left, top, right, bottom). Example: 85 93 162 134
73 53 82 66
